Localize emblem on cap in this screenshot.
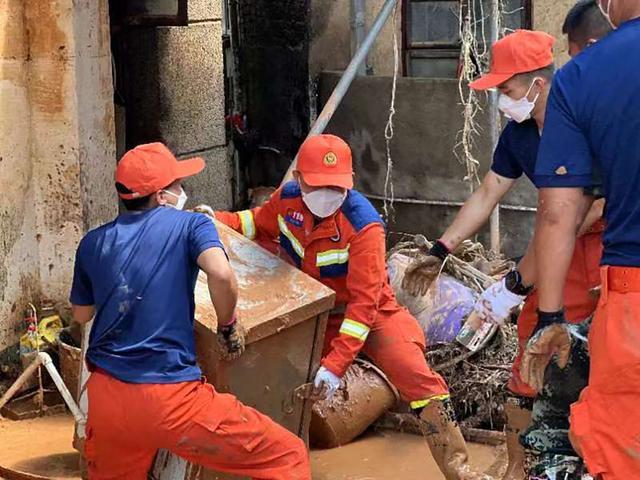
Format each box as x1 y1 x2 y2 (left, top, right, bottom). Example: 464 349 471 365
323 152 338 167
555 166 568 175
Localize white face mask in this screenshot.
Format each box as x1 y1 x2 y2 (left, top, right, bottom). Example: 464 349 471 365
498 79 540 123
598 0 615 28
162 187 188 210
302 188 347 218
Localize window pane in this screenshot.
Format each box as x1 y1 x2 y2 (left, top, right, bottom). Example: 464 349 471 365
410 1 461 45
473 0 529 44
409 57 459 78
502 0 527 31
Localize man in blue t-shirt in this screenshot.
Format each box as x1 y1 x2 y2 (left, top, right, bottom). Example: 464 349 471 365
70 142 310 479
524 1 640 477
404 21 611 480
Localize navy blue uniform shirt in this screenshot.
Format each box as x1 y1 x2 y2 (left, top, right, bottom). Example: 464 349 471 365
70 207 224 383
491 118 540 182
535 18 640 266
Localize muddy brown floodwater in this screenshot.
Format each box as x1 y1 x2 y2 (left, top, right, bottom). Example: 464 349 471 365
0 415 501 479
0 414 81 479
311 430 500 480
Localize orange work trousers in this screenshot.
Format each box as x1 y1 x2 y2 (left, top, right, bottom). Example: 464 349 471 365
323 308 449 408
85 370 310 480
509 226 603 397
569 266 640 479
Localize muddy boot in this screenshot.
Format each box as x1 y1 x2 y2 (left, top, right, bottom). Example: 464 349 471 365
419 398 488 480
502 397 533 480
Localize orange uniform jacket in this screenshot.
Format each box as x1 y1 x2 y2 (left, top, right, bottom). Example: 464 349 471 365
216 181 401 377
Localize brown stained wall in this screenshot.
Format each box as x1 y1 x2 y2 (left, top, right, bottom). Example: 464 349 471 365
534 0 576 65
310 0 574 79
0 0 116 351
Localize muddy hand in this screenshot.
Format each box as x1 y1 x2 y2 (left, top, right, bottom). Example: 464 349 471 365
402 254 443 297
217 319 246 361
520 323 571 393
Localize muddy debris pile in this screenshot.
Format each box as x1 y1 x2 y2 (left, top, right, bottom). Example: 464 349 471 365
428 323 518 429
387 235 519 430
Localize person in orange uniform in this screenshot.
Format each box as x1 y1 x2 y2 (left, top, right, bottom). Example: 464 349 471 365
402 22 610 479
70 143 310 480
523 0 640 477
216 134 485 480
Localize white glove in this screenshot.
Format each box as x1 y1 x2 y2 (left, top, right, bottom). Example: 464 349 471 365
474 278 526 325
314 366 342 399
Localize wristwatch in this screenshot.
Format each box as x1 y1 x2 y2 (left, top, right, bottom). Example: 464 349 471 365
504 270 534 296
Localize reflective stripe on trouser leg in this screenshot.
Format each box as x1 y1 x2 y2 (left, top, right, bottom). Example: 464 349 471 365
410 394 451 411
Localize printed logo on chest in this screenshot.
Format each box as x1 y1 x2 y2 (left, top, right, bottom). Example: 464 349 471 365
285 209 304 227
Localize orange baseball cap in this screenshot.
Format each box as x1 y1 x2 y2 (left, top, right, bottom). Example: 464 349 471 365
469 30 555 91
115 142 204 199
296 134 353 189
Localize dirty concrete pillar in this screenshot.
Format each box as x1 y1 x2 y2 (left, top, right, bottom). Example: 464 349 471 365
0 0 116 352
0 0 40 352
120 0 232 210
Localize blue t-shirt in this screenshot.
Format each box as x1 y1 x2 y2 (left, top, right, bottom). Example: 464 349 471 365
70 207 225 383
491 118 540 182
534 17 640 266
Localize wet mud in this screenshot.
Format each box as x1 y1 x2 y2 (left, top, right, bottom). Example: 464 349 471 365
311 430 500 480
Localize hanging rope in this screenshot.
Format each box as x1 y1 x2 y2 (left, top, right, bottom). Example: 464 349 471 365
383 1 400 221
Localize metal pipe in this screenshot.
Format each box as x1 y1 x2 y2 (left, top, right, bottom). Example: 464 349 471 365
39 352 85 424
281 0 399 185
362 193 537 212
488 0 501 254
352 0 367 75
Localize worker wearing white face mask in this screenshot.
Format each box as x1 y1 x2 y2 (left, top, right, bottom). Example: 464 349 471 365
215 134 488 480
404 28 609 480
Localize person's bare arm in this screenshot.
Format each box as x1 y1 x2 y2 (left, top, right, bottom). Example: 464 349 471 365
197 247 238 327
439 171 516 251
535 187 588 312
71 305 95 325
517 193 595 287
576 197 603 237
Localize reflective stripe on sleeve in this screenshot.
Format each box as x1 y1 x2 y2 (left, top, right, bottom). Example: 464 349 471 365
339 318 370 342
238 210 256 240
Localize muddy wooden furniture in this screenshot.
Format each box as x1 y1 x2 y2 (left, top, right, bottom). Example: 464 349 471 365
151 221 335 479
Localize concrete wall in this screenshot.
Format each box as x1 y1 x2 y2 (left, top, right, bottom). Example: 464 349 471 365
310 0 400 79
320 72 537 257
116 0 232 210
308 0 577 258
534 0 576 65
0 0 116 351
310 0 575 78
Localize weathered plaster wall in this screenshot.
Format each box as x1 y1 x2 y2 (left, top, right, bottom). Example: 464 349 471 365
309 0 575 80
534 0 576 65
320 72 537 257
0 0 116 351
310 0 400 79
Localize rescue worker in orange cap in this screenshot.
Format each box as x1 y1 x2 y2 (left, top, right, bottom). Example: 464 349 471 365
215 134 485 480
70 142 310 480
403 24 609 480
